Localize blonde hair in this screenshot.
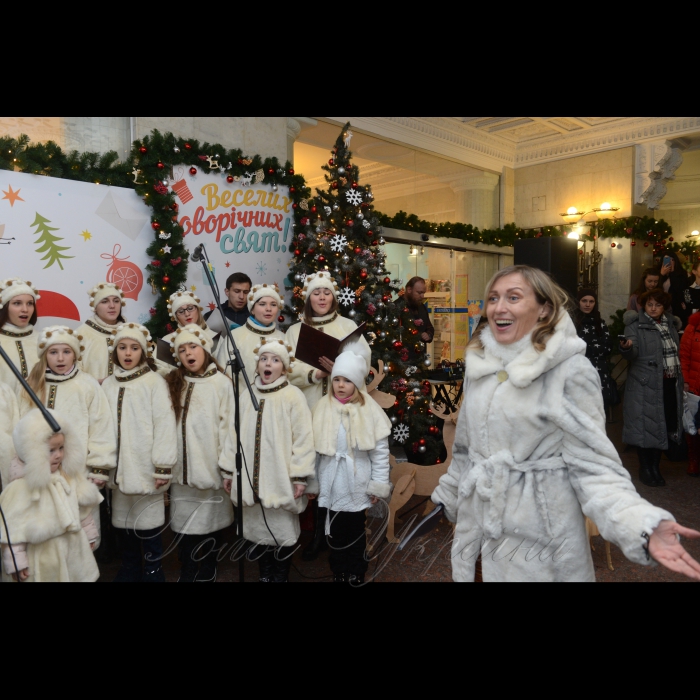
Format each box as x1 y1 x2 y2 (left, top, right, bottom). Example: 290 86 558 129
471 265 571 353
25 354 50 405
331 383 365 406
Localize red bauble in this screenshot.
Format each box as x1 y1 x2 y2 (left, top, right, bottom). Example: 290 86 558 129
347 220 354 227
163 276 170 284
644 243 650 248
139 146 147 154
611 243 617 248
384 278 391 285
268 168 275 175
332 182 339 190
411 329 419 336
311 206 317 213
393 341 403 350
157 162 165 170
329 159 335 166
419 439 427 447
292 204 298 210
669 237 674 242
294 249 301 256
360 271 368 280
354 247 362 255
290 187 296 193
184 144 192 150
352 182 358 188
189 167 197 176
289 169 295 175
227 175 234 184
631 241 637 247
318 256 326 263
151 222 161 230
383 296 390 303
278 316 285 323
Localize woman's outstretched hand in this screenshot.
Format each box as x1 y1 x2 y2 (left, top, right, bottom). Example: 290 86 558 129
649 521 700 581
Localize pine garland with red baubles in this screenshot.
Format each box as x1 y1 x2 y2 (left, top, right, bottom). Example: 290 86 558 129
284 123 444 465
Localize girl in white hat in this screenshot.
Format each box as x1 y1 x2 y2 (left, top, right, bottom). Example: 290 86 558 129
313 341 392 585
165 325 234 583
18 327 116 551
215 283 285 384
102 324 177 583
285 271 371 561
0 382 19 491
221 338 316 583
0 409 102 583
75 283 127 384
0 278 41 396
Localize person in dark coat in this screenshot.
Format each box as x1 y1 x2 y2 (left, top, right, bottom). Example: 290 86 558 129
620 289 684 488
574 288 616 410
405 278 435 359
204 273 252 330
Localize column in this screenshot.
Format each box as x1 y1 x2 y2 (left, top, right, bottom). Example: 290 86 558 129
286 117 318 164
449 173 501 230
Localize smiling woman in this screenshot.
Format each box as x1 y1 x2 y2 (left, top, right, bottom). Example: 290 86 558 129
433 265 700 583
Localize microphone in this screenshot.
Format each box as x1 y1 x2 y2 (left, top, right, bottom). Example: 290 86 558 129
190 244 205 263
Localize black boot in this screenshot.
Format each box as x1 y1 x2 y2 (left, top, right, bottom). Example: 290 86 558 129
637 448 657 487
177 535 199 583
196 533 221 583
142 529 166 583
347 573 366 587
302 505 329 562
272 547 295 583
650 449 666 487
113 529 142 583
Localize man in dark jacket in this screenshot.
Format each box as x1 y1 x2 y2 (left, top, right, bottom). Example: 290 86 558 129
204 273 252 330
406 277 435 348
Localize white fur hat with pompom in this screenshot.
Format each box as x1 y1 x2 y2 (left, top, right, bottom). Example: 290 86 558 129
108 323 154 358
88 283 126 311
253 338 295 373
37 326 85 361
171 324 210 364
302 271 339 301
0 278 40 310
167 292 203 322
248 283 282 312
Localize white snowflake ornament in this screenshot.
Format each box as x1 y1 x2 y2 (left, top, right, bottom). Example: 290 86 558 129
330 235 348 253
346 189 363 206
338 287 356 307
393 424 410 444
324 206 332 216
406 366 418 377
363 220 371 229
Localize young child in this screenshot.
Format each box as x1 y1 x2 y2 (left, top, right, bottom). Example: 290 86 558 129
215 283 285 382
0 409 102 583
313 342 392 585
0 381 19 491
76 283 127 383
21 327 117 549
165 324 234 583
0 278 41 396
102 323 177 583
221 338 316 583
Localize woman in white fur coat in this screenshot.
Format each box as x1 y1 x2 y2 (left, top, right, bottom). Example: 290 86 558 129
222 338 317 583
215 283 285 382
102 323 177 583
0 382 19 491
313 341 392 585
165 325 234 583
432 265 700 583
76 283 127 383
0 278 41 397
0 409 102 583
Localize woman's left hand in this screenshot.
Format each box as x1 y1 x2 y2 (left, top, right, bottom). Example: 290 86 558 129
154 479 169 490
294 484 307 500
649 521 700 580
319 357 335 373
369 497 379 506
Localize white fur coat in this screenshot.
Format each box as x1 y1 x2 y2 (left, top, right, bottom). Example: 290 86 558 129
102 366 177 495
0 325 39 397
20 368 117 483
76 316 118 381
432 315 675 583
215 319 284 382
0 382 19 490
0 410 102 583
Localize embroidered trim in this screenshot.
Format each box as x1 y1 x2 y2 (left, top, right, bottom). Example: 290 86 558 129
45 370 79 384
86 320 113 336
15 341 28 378
107 339 114 377
312 313 338 328
308 369 315 385
253 400 266 503
221 470 233 478
156 468 172 476
115 387 125 482
181 383 196 486
258 381 289 394
322 377 329 398
0 328 32 339
91 468 110 477
116 366 151 383
293 477 308 485
47 385 58 410
186 368 218 379
246 320 278 337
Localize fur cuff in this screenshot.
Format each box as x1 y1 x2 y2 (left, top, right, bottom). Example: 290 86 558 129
2 543 28 576
154 467 174 482
367 481 392 500
310 369 323 386
89 468 111 483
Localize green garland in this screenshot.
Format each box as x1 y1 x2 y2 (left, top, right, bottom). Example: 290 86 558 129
0 131 311 338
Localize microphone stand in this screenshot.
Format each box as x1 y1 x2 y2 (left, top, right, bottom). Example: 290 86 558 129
196 245 258 584
0 344 61 583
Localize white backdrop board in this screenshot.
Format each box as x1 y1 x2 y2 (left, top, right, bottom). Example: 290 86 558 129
0 169 293 333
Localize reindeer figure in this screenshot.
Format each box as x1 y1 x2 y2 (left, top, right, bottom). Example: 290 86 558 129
240 172 254 187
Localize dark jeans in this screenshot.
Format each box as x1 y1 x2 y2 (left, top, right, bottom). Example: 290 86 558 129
328 510 369 577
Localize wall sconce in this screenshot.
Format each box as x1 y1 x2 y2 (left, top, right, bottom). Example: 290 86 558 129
561 207 585 224
409 245 418 256
688 230 700 240
593 202 620 220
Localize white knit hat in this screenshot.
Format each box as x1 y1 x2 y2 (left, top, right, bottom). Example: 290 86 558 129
302 271 339 301
171 324 210 364
248 283 282 312
253 338 295 374
37 326 85 361
108 323 154 358
332 339 371 391
167 292 203 322
88 283 126 311
0 278 40 310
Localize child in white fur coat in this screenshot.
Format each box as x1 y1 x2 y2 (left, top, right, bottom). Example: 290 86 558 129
313 342 392 585
0 382 19 491
0 409 102 583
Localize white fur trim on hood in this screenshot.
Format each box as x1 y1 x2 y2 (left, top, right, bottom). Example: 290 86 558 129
0 278 40 310
37 326 85 362
254 338 295 373
302 271 339 301
88 283 126 311
171 324 210 364
248 283 282 312
167 292 203 322
108 323 154 358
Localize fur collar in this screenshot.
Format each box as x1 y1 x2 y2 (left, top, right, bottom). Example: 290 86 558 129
1 323 34 336
254 375 288 393
245 318 278 336
313 391 392 456
184 363 219 383
46 366 80 383
467 314 586 388
88 315 120 332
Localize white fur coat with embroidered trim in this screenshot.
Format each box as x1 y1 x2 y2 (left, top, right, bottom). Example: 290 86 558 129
19 369 117 483
432 314 675 583
173 366 234 492
0 382 19 490
215 319 285 382
221 376 317 513
286 315 371 410
76 316 118 381
102 367 177 496
0 325 39 397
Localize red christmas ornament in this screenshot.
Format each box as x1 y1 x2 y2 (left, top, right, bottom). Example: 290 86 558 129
189 167 197 176
278 316 285 324
318 256 326 263
669 237 674 242
360 270 368 280
329 159 335 166
290 187 296 193
419 439 427 447
151 222 161 230
157 162 165 170
152 260 162 268
163 276 170 284
268 168 275 175
139 146 147 154
631 241 637 247
347 220 354 227
626 228 634 235
661 240 667 245
311 206 317 213
103 244 143 301
354 247 362 255
393 341 403 350
611 243 617 248
352 182 358 188
184 144 192 150
332 182 339 190
289 169 295 175
384 278 391 285
227 175 234 184
294 249 301 257
166 324 175 333
149 308 157 317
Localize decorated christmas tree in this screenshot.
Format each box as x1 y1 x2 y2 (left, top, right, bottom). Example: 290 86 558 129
285 123 444 464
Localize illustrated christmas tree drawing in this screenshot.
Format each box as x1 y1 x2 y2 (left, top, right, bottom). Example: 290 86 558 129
31 213 73 270
285 123 444 464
